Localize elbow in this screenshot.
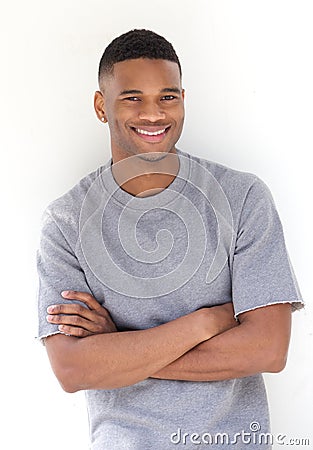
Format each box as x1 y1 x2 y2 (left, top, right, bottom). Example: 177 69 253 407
61 384 79 394
53 364 129 392
258 333 290 374
267 349 288 373
45 335 86 393
58 373 133 392
52 365 82 393
244 344 289 375
60 379 80 394
268 356 287 373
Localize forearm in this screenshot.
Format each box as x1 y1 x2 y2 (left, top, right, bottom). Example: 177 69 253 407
46 309 212 392
152 304 292 381
152 325 264 381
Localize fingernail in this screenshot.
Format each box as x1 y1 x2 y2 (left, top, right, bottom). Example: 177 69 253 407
46 315 53 321
61 290 70 296
47 306 55 313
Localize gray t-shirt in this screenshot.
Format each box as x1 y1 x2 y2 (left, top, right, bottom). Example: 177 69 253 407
37 148 303 449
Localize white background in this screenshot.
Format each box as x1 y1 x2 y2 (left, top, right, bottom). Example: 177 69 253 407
1 1 312 449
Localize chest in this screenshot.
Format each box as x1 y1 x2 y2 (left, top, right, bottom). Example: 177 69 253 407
77 195 234 329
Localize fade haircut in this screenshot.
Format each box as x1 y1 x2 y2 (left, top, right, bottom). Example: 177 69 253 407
98 29 182 87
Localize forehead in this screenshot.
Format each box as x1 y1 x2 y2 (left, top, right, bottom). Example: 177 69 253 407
104 58 181 94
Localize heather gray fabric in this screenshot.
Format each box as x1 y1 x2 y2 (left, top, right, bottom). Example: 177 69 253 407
37 148 304 449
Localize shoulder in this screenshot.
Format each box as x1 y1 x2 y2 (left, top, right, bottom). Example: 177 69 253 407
40 162 108 236
179 149 273 203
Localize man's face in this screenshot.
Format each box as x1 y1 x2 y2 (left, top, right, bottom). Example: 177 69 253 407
97 58 185 162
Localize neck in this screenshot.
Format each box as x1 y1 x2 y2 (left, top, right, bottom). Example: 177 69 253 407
111 150 179 197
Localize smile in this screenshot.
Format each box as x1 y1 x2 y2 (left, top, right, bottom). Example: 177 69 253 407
135 128 168 136
130 125 171 142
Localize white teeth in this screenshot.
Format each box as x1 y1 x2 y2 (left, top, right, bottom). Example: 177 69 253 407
135 128 167 136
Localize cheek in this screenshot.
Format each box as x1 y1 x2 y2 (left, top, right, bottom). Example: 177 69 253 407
109 117 132 141
106 107 125 127
171 103 185 119
110 107 135 127
173 108 185 128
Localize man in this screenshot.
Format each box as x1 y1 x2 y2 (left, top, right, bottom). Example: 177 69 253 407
37 29 303 449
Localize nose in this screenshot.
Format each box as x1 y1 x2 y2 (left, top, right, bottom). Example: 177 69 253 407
138 101 166 122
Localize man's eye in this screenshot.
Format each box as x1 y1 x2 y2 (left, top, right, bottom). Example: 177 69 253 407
161 95 176 101
124 97 140 101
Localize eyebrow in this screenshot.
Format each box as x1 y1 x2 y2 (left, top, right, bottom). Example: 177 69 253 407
161 87 181 94
118 87 182 96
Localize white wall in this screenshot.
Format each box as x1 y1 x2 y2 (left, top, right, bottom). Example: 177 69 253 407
1 1 312 448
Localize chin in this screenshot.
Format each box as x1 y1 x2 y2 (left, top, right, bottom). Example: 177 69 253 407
137 153 167 162
136 148 175 163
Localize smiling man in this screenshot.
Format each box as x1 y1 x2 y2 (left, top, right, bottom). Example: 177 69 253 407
37 30 304 449
95 55 185 197
97 58 184 157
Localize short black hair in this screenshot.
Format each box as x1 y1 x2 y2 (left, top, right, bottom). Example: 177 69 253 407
98 29 181 86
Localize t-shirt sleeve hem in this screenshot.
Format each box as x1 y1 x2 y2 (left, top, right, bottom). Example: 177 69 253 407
36 331 62 346
234 299 305 319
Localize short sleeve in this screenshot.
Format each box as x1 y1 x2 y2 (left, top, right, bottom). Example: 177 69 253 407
36 209 93 343
232 177 304 318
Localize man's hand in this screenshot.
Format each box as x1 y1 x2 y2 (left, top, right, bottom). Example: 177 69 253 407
46 290 117 337
47 291 237 340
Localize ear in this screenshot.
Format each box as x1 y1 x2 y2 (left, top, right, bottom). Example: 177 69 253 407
94 90 108 123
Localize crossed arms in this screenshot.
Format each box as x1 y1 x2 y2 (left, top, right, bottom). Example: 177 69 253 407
44 291 292 393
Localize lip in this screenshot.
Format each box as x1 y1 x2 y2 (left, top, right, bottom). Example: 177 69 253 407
130 125 171 143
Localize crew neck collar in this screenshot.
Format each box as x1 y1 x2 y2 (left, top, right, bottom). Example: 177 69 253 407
100 148 190 210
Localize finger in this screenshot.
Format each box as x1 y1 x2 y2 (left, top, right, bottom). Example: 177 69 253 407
47 303 96 321
46 313 102 333
61 290 103 311
58 325 92 338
